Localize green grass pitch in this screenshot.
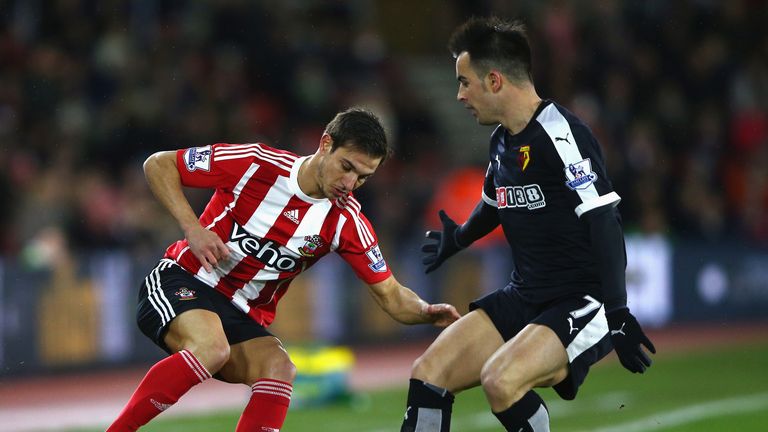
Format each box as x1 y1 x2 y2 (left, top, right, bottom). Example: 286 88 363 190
80 341 768 431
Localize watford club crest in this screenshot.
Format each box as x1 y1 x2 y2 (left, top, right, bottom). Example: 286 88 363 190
518 145 531 171
298 235 324 257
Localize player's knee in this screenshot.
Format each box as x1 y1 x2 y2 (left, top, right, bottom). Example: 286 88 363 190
183 335 230 373
261 351 297 383
202 338 231 373
409 353 456 391
410 353 438 382
480 364 526 407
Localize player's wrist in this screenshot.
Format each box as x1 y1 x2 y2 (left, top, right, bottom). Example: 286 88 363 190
418 301 431 322
181 220 204 236
606 306 630 322
452 225 468 249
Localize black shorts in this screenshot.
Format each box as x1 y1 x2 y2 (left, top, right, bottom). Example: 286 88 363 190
470 285 612 400
136 259 272 354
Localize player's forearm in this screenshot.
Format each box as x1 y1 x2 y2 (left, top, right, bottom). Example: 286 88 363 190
585 205 627 311
388 287 431 325
144 151 202 234
456 201 500 246
368 278 430 325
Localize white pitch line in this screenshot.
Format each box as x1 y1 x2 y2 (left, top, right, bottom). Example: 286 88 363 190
365 391 632 432
367 391 768 432
577 391 768 432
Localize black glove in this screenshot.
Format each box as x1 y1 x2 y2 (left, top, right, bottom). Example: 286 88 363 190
421 210 465 273
606 307 656 373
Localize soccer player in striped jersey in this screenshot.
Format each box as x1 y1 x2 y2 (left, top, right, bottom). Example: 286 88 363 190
107 108 460 432
400 18 655 432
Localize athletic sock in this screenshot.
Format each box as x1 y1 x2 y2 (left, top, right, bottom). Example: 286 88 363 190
400 378 455 432
235 378 293 432
107 350 211 431
493 390 550 432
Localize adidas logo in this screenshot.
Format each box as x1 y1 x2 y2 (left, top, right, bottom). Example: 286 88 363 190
283 209 300 224
260 428 279 432
150 398 173 412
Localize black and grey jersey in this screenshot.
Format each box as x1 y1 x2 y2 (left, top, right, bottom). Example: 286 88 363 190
482 100 621 302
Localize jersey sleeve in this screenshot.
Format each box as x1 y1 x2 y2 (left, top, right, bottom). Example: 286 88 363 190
564 125 620 217
482 161 498 208
538 106 621 217
483 125 507 208
176 143 253 190
334 205 392 285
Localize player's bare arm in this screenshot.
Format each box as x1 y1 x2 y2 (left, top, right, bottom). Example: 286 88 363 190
114 109 392 431
367 275 460 326
143 151 230 272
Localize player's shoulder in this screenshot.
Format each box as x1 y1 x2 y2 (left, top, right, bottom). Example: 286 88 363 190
534 101 595 143
210 142 298 172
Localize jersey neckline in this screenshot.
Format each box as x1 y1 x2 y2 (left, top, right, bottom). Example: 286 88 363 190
289 156 328 204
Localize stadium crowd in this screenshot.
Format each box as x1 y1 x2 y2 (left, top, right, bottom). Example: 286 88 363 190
0 0 766 266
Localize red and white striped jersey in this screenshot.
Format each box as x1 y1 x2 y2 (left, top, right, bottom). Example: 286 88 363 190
163 142 392 326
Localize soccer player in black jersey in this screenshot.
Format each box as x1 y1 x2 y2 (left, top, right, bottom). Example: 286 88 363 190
400 17 655 432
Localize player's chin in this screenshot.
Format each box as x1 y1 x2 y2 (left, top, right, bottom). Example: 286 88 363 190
327 188 345 200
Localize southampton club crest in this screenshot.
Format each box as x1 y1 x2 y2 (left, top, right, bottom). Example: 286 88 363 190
175 287 197 300
564 158 598 190
298 235 324 257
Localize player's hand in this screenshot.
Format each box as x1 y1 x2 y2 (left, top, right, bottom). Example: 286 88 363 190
606 307 656 373
185 225 230 273
422 303 461 327
421 210 464 273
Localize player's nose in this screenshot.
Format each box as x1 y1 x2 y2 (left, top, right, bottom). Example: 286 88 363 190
456 85 467 102
341 173 356 191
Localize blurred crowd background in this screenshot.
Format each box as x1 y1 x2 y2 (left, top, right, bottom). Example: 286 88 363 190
0 0 767 373
2 0 767 258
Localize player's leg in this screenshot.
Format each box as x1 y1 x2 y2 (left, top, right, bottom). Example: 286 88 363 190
207 287 296 432
108 261 227 432
162 308 231 371
484 294 612 431
217 336 296 432
480 323 567 431
401 309 504 432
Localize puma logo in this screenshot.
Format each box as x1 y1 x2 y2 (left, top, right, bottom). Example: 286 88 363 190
404 406 412 420
555 132 571 145
611 322 627 336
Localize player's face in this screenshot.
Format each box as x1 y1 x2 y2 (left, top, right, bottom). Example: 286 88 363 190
455 52 499 125
317 138 381 200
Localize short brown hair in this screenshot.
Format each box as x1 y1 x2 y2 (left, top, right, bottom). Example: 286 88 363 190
448 16 533 83
324 107 391 162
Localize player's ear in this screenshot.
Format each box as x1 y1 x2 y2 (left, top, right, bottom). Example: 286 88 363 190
488 70 503 92
319 133 333 153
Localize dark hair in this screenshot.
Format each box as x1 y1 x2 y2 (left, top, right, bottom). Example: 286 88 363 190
448 16 532 83
324 107 391 162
